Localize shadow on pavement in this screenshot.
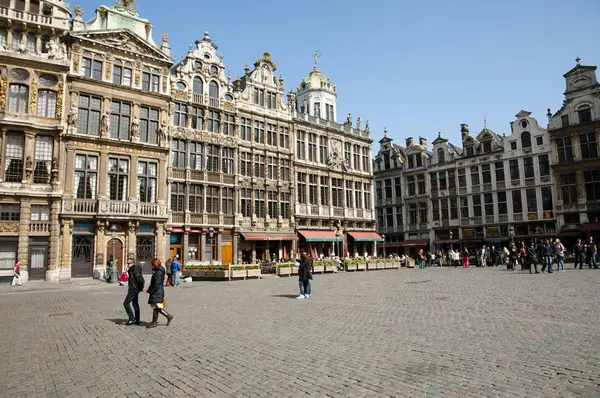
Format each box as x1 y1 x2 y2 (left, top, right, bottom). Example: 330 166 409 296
105 318 152 327
270 294 299 299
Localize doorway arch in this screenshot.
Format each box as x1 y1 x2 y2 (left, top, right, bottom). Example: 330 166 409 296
106 238 124 273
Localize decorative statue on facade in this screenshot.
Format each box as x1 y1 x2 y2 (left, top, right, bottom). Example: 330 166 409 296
100 109 111 138
158 120 168 147
313 103 320 118
365 120 370 133
46 40 66 61
51 157 59 184
302 98 308 114
66 104 78 135
342 157 350 171
356 116 361 130
131 117 140 140
346 113 352 126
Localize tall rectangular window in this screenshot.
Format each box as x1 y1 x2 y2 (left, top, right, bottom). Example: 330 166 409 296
137 162 156 203
253 154 265 178
362 147 369 171
280 192 291 219
267 191 277 218
395 206 403 226
221 147 234 174
222 187 235 215
33 135 52 184
346 180 354 208
240 117 251 141
364 183 371 208
77 94 101 135
240 189 251 217
538 154 549 177
189 142 204 170
448 170 456 188
36 90 57 118
170 182 185 212
523 157 534 179
376 181 382 200
191 107 203 131
0 204 20 222
481 164 491 184
395 178 402 198
206 144 219 172
512 190 523 213
253 88 264 106
4 133 24 182
432 200 440 220
497 192 507 215
584 171 600 201
430 173 438 190
30 205 49 222
280 159 290 181
526 188 537 212
561 173 577 205
110 100 131 140
74 154 98 199
171 139 186 168
279 126 289 149
494 162 505 182
320 176 329 206
473 195 482 217
407 177 415 196
254 189 265 218
319 137 328 164
240 152 251 176
267 156 277 180
484 193 493 216
418 202 427 223
296 131 306 160
206 186 219 214
580 132 598 159
557 137 574 163
509 159 520 180
173 103 188 127
267 123 277 146
92 58 103 80
332 178 344 207
297 173 306 204
450 198 458 219
208 110 220 134
541 187 553 211
189 184 204 213
139 106 159 144
458 168 466 187
439 171 447 189
344 142 351 165
409 203 417 224
254 121 264 144
108 158 128 201
355 182 363 208
460 197 469 218
224 114 235 136
308 133 317 162
470 166 480 185
384 179 392 198
417 175 426 195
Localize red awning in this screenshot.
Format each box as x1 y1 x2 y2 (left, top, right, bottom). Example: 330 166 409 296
297 230 340 242
241 232 298 241
171 228 184 233
347 232 382 241
398 239 429 247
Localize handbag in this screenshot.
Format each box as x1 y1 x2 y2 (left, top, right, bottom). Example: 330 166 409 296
162 300 168 309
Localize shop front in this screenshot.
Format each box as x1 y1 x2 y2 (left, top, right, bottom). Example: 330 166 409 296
296 230 341 258
347 231 381 258
399 239 429 257
239 232 298 263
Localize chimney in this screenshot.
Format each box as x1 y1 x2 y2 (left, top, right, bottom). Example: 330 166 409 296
460 123 469 139
406 137 414 147
419 137 427 148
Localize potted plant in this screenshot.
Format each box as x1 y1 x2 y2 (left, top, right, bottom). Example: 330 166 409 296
345 259 356 271
276 263 294 277
214 265 228 279
367 259 378 270
246 265 260 278
230 265 247 279
312 261 325 274
355 259 367 271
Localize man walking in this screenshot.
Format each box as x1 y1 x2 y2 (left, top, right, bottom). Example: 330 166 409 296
586 237 596 269
527 241 539 274
171 255 181 287
123 258 145 325
574 239 584 269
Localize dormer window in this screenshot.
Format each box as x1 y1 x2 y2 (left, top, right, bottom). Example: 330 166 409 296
407 155 414 169
465 146 474 157
561 115 569 127
482 141 492 153
437 148 445 163
521 132 531 148
578 108 592 124
383 153 390 170
415 153 423 168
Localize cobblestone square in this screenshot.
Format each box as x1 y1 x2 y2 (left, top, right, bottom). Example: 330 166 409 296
1 268 599 397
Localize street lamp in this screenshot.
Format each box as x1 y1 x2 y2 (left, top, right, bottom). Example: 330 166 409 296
381 234 386 259
110 224 118 284
208 227 215 265
449 231 453 252
335 231 341 259
509 225 515 248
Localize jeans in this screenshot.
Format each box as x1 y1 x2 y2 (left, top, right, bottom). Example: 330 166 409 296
575 254 583 269
299 280 311 296
557 254 565 271
588 254 597 269
545 256 553 273
123 290 140 322
172 272 180 286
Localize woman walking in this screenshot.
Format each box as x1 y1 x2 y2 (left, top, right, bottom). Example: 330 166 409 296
462 248 469 269
11 260 22 286
146 258 174 328
297 252 312 299
555 239 566 272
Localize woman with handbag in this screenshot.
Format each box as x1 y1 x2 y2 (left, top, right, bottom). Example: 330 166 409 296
11 260 22 286
146 258 174 328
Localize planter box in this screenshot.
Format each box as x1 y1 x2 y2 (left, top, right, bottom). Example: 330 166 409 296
277 267 292 277
356 262 367 271
247 268 261 278
324 265 336 273
345 263 357 271
312 265 325 274
291 266 299 275
391 262 400 269
214 270 228 279
230 269 247 279
367 262 377 270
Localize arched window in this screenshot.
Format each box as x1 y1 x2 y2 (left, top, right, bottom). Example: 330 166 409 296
521 131 531 148
208 81 219 107
193 77 203 94
175 81 187 90
437 148 445 163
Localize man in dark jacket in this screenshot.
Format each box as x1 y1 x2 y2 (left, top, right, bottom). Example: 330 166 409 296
146 258 174 328
586 237 597 269
573 239 584 269
543 239 554 273
526 241 539 274
123 258 145 325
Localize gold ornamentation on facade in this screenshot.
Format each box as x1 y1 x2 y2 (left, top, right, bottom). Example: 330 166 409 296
134 69 140 86
0 222 19 234
105 63 111 80
0 68 6 110
98 7 107 25
74 5 83 17
55 79 64 118
73 53 80 73
223 102 235 112
173 89 188 101
30 78 38 114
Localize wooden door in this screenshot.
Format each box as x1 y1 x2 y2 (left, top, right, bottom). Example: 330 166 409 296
106 239 123 273
221 241 233 265
29 246 47 280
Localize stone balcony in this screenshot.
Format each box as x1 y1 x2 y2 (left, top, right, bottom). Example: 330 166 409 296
29 221 50 234
0 6 70 30
295 204 373 220
61 199 166 219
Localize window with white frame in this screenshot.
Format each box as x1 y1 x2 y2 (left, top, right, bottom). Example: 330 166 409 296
206 144 219 172
77 94 101 136
142 67 160 92
280 192 290 219
36 90 57 118
279 126 289 149
139 106 158 144
171 139 186 168
267 190 277 218
240 188 251 217
267 156 276 180
208 110 220 134
254 120 264 144
332 178 343 207
33 135 53 184
189 141 204 170
240 152 251 176
0 204 19 222
296 130 306 160
354 182 362 208
297 173 306 204
221 147 234 174
224 113 234 136
222 187 234 215
308 133 317 162
173 103 187 127
108 158 128 201
188 184 204 213
309 174 318 204
253 154 265 178
170 182 185 212
206 186 219 214
74 154 97 199
30 205 49 221
280 158 290 181
267 123 277 146
319 136 328 164
137 161 157 203
4 133 24 182
112 60 133 87
191 107 203 131
110 100 131 140
320 176 329 206
346 180 354 208
254 189 265 218
240 117 251 141
8 84 28 113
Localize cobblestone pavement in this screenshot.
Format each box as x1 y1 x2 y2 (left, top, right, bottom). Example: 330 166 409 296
1 267 600 398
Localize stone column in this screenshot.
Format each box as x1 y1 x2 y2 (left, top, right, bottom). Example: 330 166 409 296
183 229 189 266
129 155 138 201
200 231 207 262
164 227 170 261
95 223 107 275
232 232 239 264
6 27 12 50
576 170 586 203
554 172 562 202
18 199 31 282
64 149 75 196
571 134 582 161
127 223 137 264
98 151 109 199
35 32 41 54
46 198 61 282
157 158 168 205
0 129 6 181
251 244 256 264
217 228 223 263
60 220 73 279
23 131 35 183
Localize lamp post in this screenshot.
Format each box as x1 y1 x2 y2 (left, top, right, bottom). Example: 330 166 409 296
208 227 215 265
509 225 515 248
381 234 386 259
449 231 453 252
335 231 341 259
110 224 118 284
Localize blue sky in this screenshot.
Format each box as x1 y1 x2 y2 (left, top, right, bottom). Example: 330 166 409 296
77 0 599 148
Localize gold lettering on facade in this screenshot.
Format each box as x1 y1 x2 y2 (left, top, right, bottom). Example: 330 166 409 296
30 78 38 114
55 79 64 118
0 68 6 110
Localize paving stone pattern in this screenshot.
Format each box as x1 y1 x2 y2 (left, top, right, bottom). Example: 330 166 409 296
1 268 599 397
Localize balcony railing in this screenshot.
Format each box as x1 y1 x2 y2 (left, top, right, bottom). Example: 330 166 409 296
171 212 185 224
100 200 130 215
0 6 68 29
473 217 482 225
483 183 492 192
29 221 50 233
63 199 164 218
333 208 344 217
208 97 220 107
460 218 470 226
513 213 523 221
496 182 506 190
459 187 467 195
192 93 203 105
485 215 495 224
472 185 481 193
499 215 509 223
62 198 97 214
190 170 204 181
170 168 186 180
525 178 536 187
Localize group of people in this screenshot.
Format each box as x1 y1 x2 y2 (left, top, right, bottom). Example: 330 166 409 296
122 257 174 328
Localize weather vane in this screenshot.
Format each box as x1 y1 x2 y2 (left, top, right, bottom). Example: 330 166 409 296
313 50 321 69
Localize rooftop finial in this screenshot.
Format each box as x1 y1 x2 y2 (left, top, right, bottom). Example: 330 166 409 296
204 31 210 41
438 132 441 138
483 113 487 129
116 0 135 10
313 50 321 70
384 127 387 137
576 56 581 65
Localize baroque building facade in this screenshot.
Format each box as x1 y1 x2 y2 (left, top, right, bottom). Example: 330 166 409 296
0 0 71 281
375 113 557 255
548 59 600 243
